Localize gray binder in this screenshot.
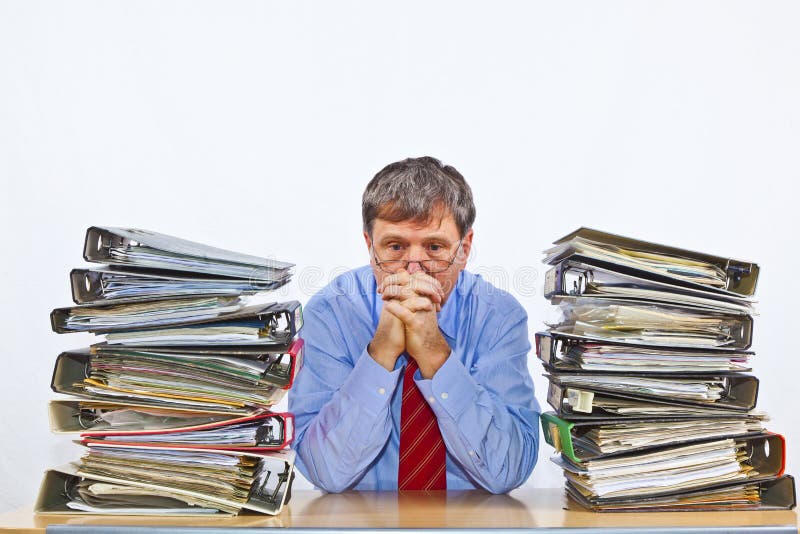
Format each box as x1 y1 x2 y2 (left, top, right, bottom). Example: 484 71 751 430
70 267 287 304
545 227 759 297
83 226 294 281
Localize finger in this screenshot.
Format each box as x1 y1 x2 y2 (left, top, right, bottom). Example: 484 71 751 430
402 275 444 302
377 271 411 293
379 304 404 323
380 284 417 301
400 296 435 313
383 299 417 325
408 272 445 300
382 282 442 305
409 271 444 288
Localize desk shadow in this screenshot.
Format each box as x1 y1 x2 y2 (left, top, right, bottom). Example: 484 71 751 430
33 511 289 529
299 490 533 529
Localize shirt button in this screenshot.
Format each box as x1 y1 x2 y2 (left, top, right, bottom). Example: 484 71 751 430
378 387 386 395
428 396 435 403
440 392 449 400
468 450 475 457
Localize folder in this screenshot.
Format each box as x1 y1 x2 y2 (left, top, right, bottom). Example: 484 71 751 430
544 259 754 313
535 331 753 374
51 348 294 413
51 300 302 346
553 433 790 509
48 401 293 450
82 226 294 282
546 378 759 418
541 411 765 463
49 400 250 433
550 296 753 350
566 475 796 512
71 267 288 304
35 446 296 515
35 468 237 515
91 337 304 389
544 227 759 297
51 296 245 333
80 412 294 452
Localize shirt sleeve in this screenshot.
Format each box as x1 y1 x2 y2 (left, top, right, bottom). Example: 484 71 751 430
414 305 540 494
289 298 402 493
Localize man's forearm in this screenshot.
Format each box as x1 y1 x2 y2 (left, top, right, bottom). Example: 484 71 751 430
415 354 539 493
294 350 402 492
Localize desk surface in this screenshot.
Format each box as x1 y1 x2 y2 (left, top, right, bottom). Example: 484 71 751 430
0 489 797 533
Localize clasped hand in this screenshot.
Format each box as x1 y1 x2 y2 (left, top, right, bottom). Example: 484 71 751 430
367 271 452 379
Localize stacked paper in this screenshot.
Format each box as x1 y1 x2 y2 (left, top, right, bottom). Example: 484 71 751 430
538 228 796 512
38 227 303 516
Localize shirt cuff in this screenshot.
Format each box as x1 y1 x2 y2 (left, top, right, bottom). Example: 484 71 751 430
339 347 402 417
415 352 478 421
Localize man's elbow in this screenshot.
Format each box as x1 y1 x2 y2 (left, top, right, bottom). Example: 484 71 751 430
311 477 354 494
295 452 355 494
481 480 517 495
482 465 536 495
485 437 539 494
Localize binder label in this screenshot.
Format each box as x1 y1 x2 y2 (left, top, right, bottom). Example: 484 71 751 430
567 388 594 413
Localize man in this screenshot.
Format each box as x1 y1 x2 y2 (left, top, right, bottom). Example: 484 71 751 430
290 157 539 493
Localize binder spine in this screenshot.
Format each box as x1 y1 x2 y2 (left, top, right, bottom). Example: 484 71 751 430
545 373 759 411
283 338 304 390
83 227 118 264
544 263 589 299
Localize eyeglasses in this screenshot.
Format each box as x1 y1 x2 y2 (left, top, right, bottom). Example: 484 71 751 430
372 240 464 274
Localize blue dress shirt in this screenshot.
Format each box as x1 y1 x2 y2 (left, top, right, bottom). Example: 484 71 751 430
289 265 540 493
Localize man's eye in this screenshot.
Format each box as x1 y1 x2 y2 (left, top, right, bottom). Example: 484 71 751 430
389 244 403 251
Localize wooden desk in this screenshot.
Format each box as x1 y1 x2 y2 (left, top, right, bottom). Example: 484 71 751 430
0 489 797 533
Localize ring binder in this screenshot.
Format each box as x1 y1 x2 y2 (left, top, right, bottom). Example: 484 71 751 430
35 447 297 515
82 227 294 281
80 412 295 451
565 475 797 512
545 227 760 296
544 260 755 313
535 331 753 374
541 411 766 463
70 267 288 304
549 296 754 350
546 372 759 411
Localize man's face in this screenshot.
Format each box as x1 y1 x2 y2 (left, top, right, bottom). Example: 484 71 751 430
364 212 473 303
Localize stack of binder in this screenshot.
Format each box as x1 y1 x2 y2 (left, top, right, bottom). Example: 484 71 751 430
37 227 304 516
537 228 796 512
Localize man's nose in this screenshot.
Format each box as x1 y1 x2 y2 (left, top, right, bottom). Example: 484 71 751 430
404 245 428 274
406 260 424 274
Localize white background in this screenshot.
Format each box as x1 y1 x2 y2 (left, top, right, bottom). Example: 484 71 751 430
1 1 798 513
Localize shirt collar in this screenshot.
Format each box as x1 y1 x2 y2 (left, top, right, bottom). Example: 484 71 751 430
436 269 466 340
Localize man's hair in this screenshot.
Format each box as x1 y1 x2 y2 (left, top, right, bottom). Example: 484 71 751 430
362 156 476 238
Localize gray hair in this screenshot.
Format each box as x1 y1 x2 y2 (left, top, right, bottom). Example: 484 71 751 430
362 156 476 238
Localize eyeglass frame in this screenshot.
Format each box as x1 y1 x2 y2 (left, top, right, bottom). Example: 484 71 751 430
371 239 465 274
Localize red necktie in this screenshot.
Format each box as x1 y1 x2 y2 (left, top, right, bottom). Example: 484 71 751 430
398 358 447 490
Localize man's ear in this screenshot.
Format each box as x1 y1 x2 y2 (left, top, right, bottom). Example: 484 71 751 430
363 231 372 251
459 228 474 262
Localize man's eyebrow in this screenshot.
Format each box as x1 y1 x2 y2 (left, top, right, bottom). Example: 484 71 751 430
378 233 454 244
378 234 407 244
